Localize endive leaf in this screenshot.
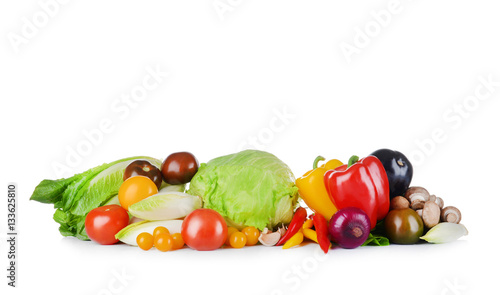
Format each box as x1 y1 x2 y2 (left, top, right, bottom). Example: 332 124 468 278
128 192 202 221
115 220 183 246
420 223 468 244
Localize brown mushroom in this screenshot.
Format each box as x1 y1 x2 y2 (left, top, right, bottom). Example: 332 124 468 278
422 201 441 228
440 206 461 224
404 186 430 202
429 194 444 209
416 209 423 218
390 196 410 210
411 200 425 210
429 194 436 202
405 187 430 212
434 197 444 209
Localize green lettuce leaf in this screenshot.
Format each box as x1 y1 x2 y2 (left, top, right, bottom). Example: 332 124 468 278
31 156 162 240
187 150 299 230
30 174 81 205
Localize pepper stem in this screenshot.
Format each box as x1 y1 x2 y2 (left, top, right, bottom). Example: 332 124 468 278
313 156 326 169
347 155 359 168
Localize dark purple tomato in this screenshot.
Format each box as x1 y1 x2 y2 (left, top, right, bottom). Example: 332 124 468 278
123 160 162 189
161 152 199 185
384 208 423 244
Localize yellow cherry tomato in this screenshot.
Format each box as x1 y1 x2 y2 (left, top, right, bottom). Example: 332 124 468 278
154 233 173 252
136 232 154 250
171 233 185 250
153 226 170 240
241 226 260 246
225 227 239 246
118 176 158 210
229 232 247 248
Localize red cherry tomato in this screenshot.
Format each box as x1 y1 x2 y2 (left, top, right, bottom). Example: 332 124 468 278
181 209 227 251
85 205 129 245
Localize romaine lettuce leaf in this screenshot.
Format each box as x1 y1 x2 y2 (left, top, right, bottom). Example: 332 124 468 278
31 156 162 240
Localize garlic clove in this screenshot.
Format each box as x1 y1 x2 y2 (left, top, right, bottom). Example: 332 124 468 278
258 231 281 246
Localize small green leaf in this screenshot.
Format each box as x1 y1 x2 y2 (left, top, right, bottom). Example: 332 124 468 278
362 233 390 246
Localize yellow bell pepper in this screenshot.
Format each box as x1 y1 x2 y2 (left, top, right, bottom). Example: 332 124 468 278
296 156 343 221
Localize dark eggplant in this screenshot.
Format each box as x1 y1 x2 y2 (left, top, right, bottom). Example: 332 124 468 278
370 148 413 199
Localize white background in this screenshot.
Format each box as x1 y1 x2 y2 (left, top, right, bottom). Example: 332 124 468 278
1 1 499 294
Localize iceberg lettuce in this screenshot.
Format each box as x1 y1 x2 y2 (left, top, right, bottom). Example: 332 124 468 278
187 150 299 230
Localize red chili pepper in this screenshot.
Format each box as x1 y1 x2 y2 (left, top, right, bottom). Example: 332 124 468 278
276 207 307 246
312 213 330 254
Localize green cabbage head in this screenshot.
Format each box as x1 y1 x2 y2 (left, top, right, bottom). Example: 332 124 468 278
187 150 299 230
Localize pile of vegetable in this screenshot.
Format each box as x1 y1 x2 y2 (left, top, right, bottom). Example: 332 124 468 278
30 148 467 252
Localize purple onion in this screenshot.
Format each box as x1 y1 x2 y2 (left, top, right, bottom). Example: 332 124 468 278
329 207 370 249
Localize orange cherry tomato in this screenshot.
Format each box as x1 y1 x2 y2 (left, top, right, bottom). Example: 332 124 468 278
171 233 185 250
225 227 239 246
118 176 158 210
153 226 170 240
242 226 260 246
154 233 173 252
136 232 154 250
229 232 247 248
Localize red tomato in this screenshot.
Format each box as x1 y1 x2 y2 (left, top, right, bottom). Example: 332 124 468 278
85 205 129 245
181 209 227 251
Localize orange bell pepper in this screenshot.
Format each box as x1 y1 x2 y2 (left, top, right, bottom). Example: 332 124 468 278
296 156 342 220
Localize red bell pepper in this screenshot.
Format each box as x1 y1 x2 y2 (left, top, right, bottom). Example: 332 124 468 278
324 155 390 229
